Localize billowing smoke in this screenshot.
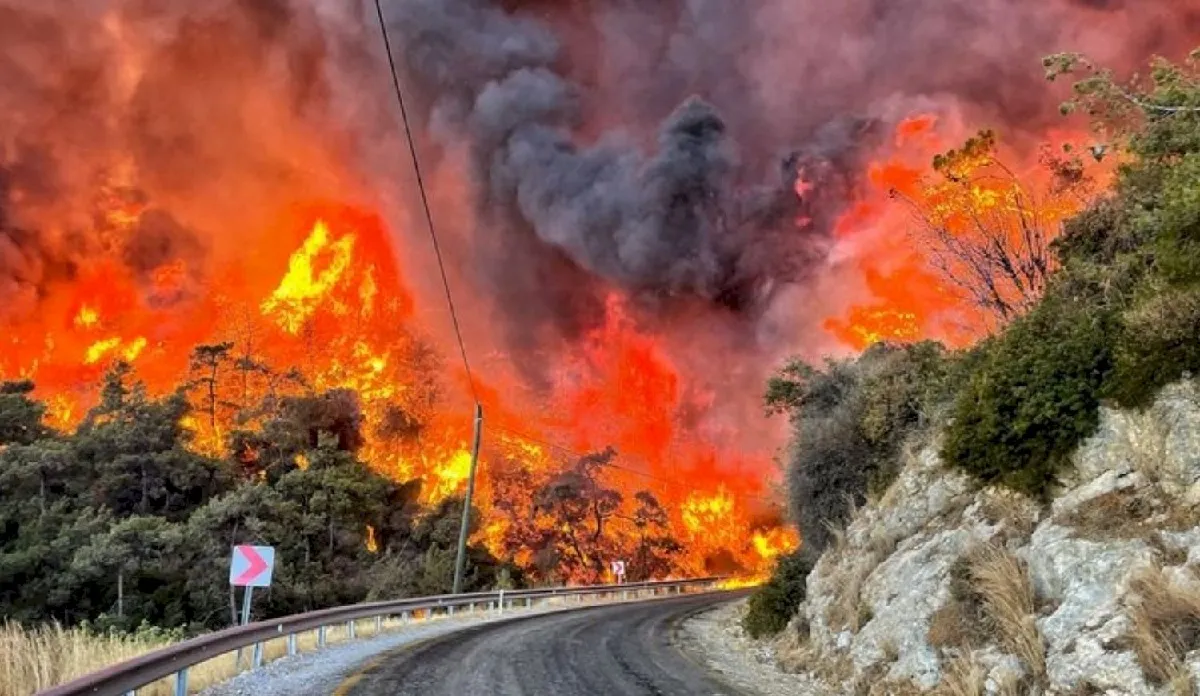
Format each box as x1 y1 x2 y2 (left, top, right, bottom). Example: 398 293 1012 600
2 0 1200 457
385 0 876 329
379 0 1200 350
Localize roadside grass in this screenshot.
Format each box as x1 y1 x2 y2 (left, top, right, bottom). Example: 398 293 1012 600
1125 564 1200 689
968 544 1045 685
0 611 444 696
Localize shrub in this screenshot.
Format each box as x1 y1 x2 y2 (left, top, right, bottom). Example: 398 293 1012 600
742 549 815 638
777 343 948 554
1107 285 1200 408
942 295 1115 497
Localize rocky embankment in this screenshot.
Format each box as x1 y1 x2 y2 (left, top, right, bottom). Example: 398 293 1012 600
708 382 1200 695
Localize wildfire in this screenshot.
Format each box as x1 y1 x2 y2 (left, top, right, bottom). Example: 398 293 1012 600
262 220 358 335
824 115 1102 349
0 198 794 582
74 306 100 330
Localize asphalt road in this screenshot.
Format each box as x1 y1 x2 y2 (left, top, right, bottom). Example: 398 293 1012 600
338 592 745 696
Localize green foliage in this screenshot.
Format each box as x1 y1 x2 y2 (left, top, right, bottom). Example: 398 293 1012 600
1107 286 1200 408
0 365 506 632
943 296 1114 497
772 343 948 554
742 549 815 638
0 380 50 446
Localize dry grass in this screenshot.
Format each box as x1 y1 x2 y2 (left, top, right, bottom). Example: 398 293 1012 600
1123 406 1178 488
1125 564 1200 686
0 613 436 696
968 544 1045 685
1167 668 1197 696
977 488 1038 542
1059 487 1200 546
931 652 987 696
927 545 1045 689
824 549 884 633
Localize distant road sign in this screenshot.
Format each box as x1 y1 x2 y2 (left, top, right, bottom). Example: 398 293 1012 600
611 560 626 580
229 545 275 587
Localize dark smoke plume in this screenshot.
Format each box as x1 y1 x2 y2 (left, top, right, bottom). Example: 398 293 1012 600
380 0 1200 340
384 0 871 326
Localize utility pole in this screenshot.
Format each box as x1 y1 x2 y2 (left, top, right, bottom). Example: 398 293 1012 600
452 403 484 594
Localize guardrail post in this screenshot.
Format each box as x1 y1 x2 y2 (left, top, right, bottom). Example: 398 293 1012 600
173 668 188 696
347 621 356 639
498 589 504 615
401 610 410 624
375 615 383 633
318 625 327 648
448 605 454 617
287 633 297 656
252 641 263 668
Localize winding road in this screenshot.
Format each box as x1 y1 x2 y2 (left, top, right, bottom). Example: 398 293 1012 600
335 592 745 696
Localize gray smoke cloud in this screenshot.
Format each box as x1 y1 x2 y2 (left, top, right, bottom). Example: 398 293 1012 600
384 0 871 331
379 0 1200 351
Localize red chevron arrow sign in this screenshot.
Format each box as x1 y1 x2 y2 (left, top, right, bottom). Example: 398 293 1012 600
229 545 275 588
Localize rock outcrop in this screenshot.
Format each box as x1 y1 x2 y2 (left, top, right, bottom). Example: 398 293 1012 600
773 381 1200 695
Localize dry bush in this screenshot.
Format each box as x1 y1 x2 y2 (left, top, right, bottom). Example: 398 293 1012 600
1058 489 1156 540
968 544 1045 685
1059 489 1200 543
927 557 991 651
931 652 987 696
1125 565 1200 685
977 488 1039 542
929 545 1045 687
777 637 856 687
0 616 410 695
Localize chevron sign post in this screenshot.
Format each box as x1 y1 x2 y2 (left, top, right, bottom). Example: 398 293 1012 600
230 545 274 659
230 545 275 587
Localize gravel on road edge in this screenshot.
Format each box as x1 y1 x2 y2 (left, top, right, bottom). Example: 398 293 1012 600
676 598 828 696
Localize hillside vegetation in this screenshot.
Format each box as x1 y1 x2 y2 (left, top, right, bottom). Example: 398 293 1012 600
747 49 1200 644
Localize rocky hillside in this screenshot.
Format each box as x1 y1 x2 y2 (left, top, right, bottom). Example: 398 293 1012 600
763 382 1200 695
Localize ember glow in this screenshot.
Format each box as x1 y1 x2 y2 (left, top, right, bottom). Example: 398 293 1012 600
2 0 1196 585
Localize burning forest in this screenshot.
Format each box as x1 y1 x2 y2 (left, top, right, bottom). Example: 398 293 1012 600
2 0 1200 603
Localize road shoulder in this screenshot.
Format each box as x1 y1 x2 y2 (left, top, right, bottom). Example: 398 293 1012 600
676 597 829 696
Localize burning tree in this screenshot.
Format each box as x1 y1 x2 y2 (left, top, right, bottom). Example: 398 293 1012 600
532 447 625 583
891 130 1093 327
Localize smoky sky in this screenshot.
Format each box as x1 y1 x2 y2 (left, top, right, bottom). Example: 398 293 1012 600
2 0 1199 364
379 0 1200 355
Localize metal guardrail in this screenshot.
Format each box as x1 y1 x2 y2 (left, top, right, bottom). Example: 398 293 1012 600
39 577 724 696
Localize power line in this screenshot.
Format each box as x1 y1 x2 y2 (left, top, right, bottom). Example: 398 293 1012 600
370 3 782 515
373 0 479 405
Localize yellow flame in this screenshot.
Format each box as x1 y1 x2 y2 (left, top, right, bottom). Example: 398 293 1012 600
85 337 122 365
121 337 147 362
428 449 473 501
261 220 356 334
716 577 764 590
45 394 76 431
681 487 736 536
75 306 100 329
752 528 798 561
366 525 379 554
295 453 310 471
